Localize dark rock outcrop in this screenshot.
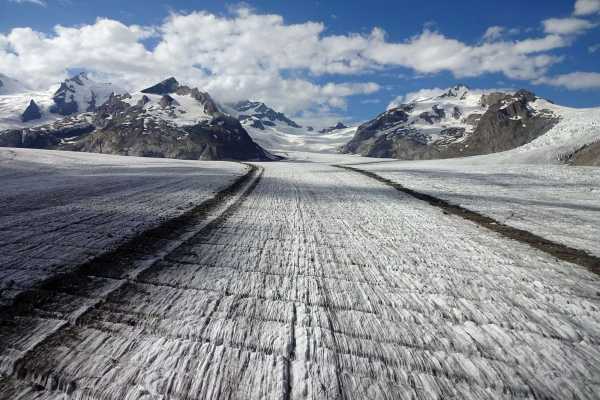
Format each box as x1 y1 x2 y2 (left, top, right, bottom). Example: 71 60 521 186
0 121 95 149
141 77 180 95
71 112 274 161
481 92 506 107
319 122 348 134
233 101 301 128
21 100 42 122
249 119 265 130
343 107 411 155
159 95 178 108
458 90 557 156
188 88 219 115
564 140 600 166
342 89 559 160
137 95 151 107
48 73 118 116
50 81 80 115
1 82 275 161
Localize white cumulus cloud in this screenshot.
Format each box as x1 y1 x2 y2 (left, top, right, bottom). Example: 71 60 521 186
0 6 595 115
538 71 600 90
574 0 600 15
543 17 596 35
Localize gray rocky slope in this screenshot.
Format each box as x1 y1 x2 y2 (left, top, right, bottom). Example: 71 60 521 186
0 76 276 161
343 85 560 160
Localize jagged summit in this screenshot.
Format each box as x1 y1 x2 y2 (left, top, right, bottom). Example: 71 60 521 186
319 122 349 134
440 84 470 99
50 73 124 116
0 76 274 161
141 77 180 95
230 100 301 129
343 87 558 160
21 100 42 122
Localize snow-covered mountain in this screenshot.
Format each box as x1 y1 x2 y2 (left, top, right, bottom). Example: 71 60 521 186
319 122 348 134
462 99 600 165
0 72 125 130
4 75 597 163
228 100 302 130
50 72 125 115
225 101 357 153
0 77 275 161
342 85 562 160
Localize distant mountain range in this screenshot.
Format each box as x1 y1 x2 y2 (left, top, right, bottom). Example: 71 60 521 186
342 85 600 165
0 75 275 161
1 74 599 164
343 85 553 158
229 100 302 130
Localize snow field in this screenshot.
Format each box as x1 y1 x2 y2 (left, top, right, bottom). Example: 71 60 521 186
352 160 600 259
0 147 248 307
246 125 359 154
0 161 598 399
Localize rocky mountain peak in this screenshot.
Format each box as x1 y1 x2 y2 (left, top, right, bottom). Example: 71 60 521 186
319 122 349 134
21 100 42 122
514 89 536 102
343 85 558 160
141 77 180 95
440 84 470 100
188 88 219 115
69 72 89 85
50 73 123 116
231 100 301 129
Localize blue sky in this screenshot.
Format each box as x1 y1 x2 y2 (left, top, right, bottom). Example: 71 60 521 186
1 0 599 125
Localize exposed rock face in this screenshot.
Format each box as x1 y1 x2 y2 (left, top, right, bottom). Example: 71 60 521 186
141 77 180 95
159 94 178 108
137 95 151 107
72 111 273 161
1 80 276 161
319 122 348 133
50 82 80 115
232 100 301 129
188 88 219 115
342 86 559 160
0 121 95 149
0 129 58 149
21 100 42 122
249 119 266 130
342 107 412 156
481 92 506 107
49 73 122 116
459 90 557 156
566 140 600 166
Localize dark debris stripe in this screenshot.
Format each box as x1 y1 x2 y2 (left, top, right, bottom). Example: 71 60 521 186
336 164 600 277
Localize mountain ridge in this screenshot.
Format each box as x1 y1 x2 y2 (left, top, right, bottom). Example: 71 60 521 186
0 75 276 161
1 74 599 163
342 85 562 160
